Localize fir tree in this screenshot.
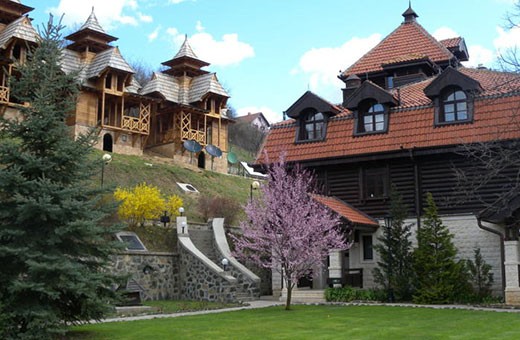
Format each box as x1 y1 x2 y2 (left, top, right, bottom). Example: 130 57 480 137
467 247 494 299
413 193 470 304
373 189 414 301
0 17 121 339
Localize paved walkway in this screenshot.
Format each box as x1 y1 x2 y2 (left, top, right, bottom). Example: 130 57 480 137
98 299 520 324
99 299 283 324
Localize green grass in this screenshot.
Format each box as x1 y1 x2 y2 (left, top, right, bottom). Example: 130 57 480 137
142 300 242 314
68 305 520 339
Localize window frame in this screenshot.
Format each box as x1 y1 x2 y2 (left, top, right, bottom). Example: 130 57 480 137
434 86 474 126
360 166 389 201
296 108 327 143
361 234 374 262
354 100 389 136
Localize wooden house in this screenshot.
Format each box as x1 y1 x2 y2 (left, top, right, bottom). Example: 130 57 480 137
0 0 39 118
257 5 520 303
61 9 156 156
1 2 232 173
141 36 231 173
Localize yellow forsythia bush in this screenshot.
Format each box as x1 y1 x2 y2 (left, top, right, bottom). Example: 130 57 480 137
114 183 183 226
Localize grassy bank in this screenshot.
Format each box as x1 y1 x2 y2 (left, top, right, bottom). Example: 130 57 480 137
95 150 255 224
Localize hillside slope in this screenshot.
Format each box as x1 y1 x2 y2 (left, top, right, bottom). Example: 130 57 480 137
98 151 255 224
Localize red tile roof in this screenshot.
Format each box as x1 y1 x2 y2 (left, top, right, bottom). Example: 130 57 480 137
342 21 454 77
258 68 520 164
440 37 462 49
311 194 379 227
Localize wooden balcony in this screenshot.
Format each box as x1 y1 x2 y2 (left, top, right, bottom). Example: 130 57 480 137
0 86 9 103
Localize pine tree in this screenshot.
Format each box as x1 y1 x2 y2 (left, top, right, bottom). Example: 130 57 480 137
0 17 121 339
373 189 414 301
413 193 470 304
467 247 494 299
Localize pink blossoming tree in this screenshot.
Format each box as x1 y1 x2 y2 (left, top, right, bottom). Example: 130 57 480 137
233 157 348 310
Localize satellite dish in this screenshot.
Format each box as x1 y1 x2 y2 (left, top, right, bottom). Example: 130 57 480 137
183 140 202 153
205 144 222 158
227 152 238 164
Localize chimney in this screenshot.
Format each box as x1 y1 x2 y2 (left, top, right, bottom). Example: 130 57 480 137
342 74 362 106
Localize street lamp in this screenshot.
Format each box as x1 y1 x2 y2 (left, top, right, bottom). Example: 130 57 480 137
384 214 394 303
160 211 170 227
250 180 260 203
181 221 187 234
221 258 229 271
178 207 185 216
101 153 112 187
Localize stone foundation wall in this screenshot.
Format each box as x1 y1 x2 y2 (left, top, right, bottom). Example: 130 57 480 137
111 251 180 301
178 247 236 302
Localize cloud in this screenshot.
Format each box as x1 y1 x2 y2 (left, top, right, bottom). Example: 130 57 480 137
48 0 153 30
494 25 520 51
291 33 381 100
432 26 459 41
237 106 281 124
166 22 254 67
138 12 153 23
463 45 495 68
148 26 160 42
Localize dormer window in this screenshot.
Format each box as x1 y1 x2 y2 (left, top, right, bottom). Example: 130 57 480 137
354 100 389 135
297 109 326 142
423 67 481 127
363 103 385 132
440 87 468 123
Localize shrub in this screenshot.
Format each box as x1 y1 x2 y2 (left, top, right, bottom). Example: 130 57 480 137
325 287 386 302
114 183 183 226
198 195 241 225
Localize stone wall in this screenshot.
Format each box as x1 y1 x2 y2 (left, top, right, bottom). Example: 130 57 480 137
178 246 236 302
111 251 180 301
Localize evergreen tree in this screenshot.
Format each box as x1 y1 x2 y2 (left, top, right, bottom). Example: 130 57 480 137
413 193 470 304
373 189 414 301
0 17 121 339
467 247 494 299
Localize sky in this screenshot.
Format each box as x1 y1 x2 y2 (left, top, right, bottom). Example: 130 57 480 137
21 0 520 123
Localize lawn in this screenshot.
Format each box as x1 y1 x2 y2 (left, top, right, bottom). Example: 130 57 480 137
69 305 520 339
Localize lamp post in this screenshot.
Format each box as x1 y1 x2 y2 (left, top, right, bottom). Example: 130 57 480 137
250 180 260 203
221 258 229 271
181 221 187 234
101 153 112 187
384 214 394 303
160 211 170 227
178 207 185 216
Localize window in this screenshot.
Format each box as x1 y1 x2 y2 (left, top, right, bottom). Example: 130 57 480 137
441 87 468 123
298 109 326 141
115 232 147 251
362 235 373 260
362 167 389 200
434 86 473 126
355 100 388 135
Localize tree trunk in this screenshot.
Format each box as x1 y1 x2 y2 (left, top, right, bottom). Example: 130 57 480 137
285 279 293 310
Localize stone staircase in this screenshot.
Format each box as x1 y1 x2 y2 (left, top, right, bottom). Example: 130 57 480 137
189 224 220 264
180 219 261 303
